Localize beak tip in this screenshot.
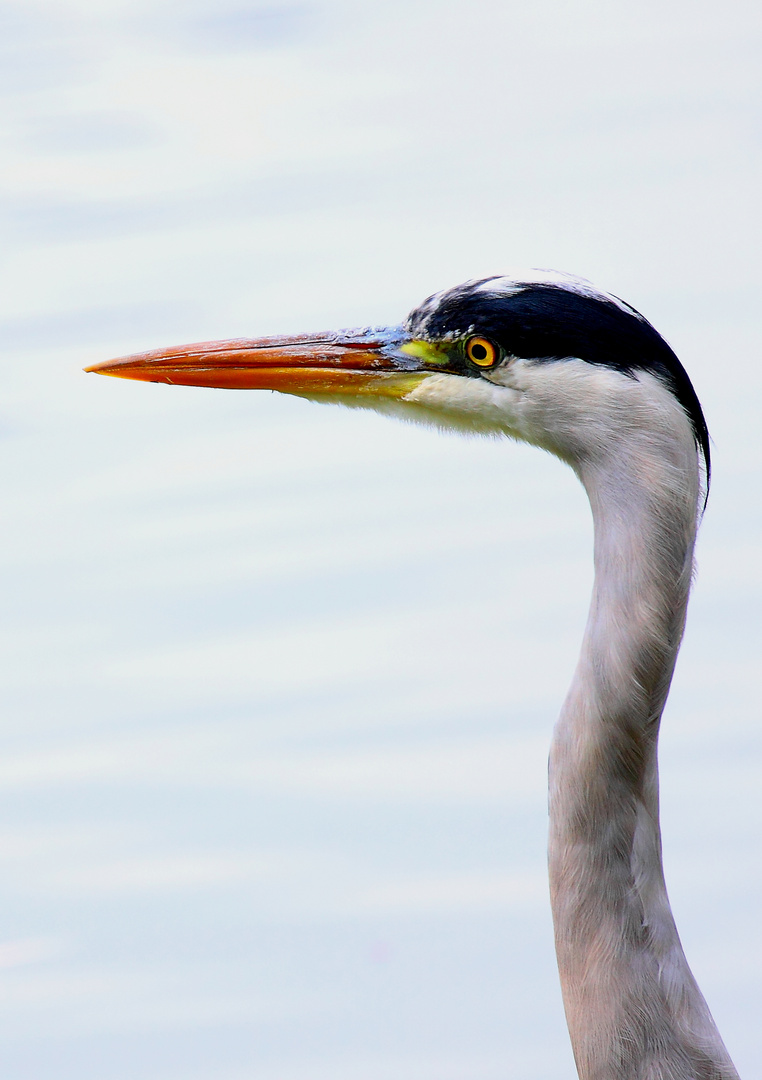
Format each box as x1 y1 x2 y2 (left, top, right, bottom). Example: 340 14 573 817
84 361 137 380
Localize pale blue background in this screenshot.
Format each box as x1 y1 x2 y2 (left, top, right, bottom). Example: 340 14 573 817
0 1 761 1077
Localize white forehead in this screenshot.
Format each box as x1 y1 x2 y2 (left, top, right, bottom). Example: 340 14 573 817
414 270 636 320
479 268 601 295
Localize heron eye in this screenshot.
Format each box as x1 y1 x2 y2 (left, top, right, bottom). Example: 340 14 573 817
465 336 499 368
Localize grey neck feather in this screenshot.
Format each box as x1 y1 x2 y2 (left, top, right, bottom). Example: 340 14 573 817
548 434 739 1080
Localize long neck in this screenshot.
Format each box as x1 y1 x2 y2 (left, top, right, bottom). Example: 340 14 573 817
548 442 738 1080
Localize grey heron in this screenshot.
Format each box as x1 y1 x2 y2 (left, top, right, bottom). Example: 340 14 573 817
88 271 739 1080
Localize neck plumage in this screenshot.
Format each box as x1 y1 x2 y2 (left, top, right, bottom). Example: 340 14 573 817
548 432 738 1080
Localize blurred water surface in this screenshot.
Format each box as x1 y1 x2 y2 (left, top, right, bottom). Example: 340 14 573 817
1 1 761 1077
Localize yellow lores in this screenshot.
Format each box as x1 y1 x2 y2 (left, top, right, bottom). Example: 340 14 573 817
401 336 500 370
398 339 452 366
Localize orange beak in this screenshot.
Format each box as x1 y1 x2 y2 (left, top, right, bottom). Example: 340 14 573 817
84 326 434 400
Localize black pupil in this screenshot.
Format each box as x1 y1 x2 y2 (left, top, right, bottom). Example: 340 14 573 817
471 342 488 361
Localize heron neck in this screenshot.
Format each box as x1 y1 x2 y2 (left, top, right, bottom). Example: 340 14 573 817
548 444 738 1080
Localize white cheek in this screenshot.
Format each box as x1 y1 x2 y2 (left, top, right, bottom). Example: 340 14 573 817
403 372 522 433
490 359 699 485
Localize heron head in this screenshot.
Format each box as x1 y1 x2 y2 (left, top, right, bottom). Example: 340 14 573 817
86 271 709 482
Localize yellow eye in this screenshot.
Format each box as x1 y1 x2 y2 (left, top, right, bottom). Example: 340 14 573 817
466 336 499 368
